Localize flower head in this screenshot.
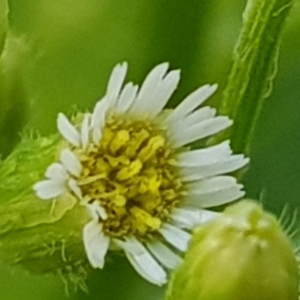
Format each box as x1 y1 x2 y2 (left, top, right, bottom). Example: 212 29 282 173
33 62 248 285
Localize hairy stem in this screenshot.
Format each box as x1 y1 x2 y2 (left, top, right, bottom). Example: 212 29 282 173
220 0 295 154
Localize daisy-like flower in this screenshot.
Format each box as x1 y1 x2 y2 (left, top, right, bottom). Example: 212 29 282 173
34 63 248 285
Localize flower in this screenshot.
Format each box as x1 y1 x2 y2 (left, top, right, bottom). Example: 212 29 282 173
33 62 248 285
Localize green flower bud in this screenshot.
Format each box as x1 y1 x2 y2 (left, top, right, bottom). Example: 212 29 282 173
0 134 90 287
166 200 299 300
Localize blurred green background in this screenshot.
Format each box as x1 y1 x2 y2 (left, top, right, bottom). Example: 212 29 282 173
0 0 300 299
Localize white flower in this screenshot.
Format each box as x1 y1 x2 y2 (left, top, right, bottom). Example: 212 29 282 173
33 62 249 285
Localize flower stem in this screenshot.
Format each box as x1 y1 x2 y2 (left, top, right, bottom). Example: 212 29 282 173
0 0 8 54
220 0 295 154
0 33 31 157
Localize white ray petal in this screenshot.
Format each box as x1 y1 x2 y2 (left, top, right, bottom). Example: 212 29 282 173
147 240 183 269
113 237 144 256
186 186 245 207
181 155 249 181
185 176 245 207
167 84 217 124
159 224 191 252
121 237 167 285
178 106 216 129
67 178 82 199
83 222 110 269
106 62 128 107
57 113 80 147
186 176 238 193
33 180 66 200
175 141 232 167
129 63 169 114
140 70 180 117
45 163 68 183
116 82 138 114
91 98 108 145
170 208 217 229
60 149 82 177
81 114 91 149
86 203 108 221
170 116 232 147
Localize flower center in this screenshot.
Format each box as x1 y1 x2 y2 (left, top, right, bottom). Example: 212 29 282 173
76 115 184 239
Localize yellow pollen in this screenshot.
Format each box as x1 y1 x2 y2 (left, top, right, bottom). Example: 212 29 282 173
112 194 127 207
138 135 165 162
116 159 143 181
130 207 162 231
110 130 130 154
148 173 162 195
76 115 184 239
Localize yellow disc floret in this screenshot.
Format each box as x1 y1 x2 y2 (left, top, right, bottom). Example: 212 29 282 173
75 115 184 239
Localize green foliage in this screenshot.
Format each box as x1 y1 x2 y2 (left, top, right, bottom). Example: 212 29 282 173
0 0 299 299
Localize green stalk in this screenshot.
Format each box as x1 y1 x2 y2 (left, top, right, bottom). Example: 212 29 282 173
0 34 31 157
0 0 8 53
220 0 295 154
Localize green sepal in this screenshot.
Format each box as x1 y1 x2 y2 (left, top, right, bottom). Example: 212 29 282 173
0 134 91 279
